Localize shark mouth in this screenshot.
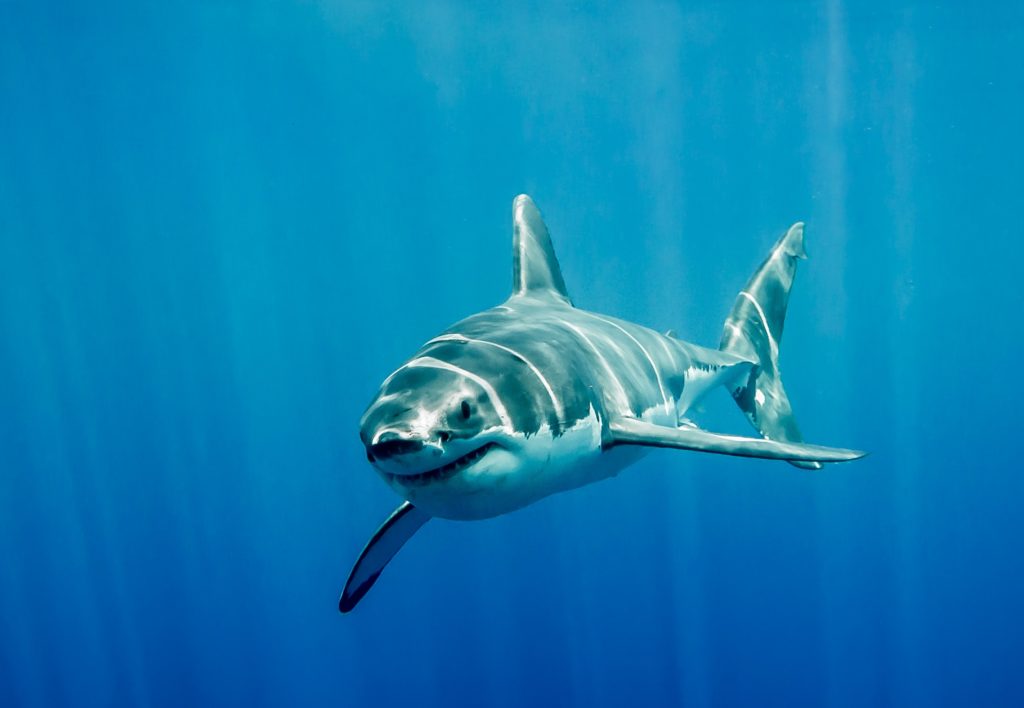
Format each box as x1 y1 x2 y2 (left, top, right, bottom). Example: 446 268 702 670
384 443 497 487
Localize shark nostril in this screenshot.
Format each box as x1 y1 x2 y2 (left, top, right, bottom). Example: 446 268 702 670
437 431 451 444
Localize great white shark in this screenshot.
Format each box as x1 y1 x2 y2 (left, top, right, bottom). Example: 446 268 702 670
339 195 864 612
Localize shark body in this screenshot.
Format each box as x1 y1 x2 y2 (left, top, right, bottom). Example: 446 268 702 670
340 195 864 612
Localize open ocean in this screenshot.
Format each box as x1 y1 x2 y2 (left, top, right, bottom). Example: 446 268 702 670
1 3 1022 706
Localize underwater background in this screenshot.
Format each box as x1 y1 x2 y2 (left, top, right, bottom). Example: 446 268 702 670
2 2 1022 706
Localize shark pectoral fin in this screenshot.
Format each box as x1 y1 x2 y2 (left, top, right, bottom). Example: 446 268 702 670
339 502 431 613
607 418 866 464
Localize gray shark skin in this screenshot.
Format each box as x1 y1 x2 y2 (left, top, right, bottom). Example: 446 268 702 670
340 195 864 613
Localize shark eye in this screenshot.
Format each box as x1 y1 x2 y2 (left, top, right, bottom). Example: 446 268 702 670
460 400 472 419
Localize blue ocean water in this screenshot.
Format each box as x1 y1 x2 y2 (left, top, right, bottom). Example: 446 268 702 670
1 3 1022 706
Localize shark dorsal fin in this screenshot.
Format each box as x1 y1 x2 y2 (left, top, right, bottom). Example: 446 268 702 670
511 195 572 304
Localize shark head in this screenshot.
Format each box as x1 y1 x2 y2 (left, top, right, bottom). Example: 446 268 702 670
359 337 604 519
359 360 522 502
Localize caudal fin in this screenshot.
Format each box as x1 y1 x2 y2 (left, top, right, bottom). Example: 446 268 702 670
720 223 821 469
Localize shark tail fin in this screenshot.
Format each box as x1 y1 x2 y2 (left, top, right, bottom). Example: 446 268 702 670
720 223 821 470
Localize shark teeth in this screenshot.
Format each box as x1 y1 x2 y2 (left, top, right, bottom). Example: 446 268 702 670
387 443 497 487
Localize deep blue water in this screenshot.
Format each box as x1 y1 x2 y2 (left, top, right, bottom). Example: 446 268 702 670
2 3 1022 707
